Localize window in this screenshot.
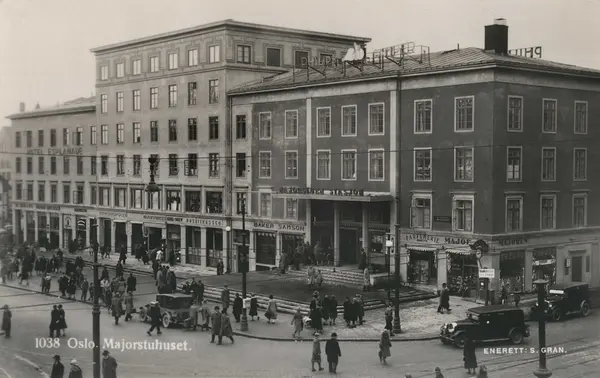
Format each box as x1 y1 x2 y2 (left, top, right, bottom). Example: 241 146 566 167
573 194 587 227
100 125 108 144
185 191 202 212
454 147 474 181
90 126 96 145
209 45 220 63
507 147 522 182
15 132 21 148
573 148 587 180
168 52 178 70
341 105 357 136
150 87 158 109
341 150 357 180
285 151 298 179
236 115 246 139
114 188 126 208
285 110 298 138
414 148 432 181
316 150 331 180
100 94 107 113
116 155 124 175
90 156 96 176
100 65 108 80
285 198 298 219
132 59 141 75
63 157 70 175
453 195 474 232
295 50 309 67
507 96 523 131
38 157 44 174
369 149 384 181
63 183 71 204
414 100 432 133
574 101 588 134
209 153 219 178
186 153 197 176
116 123 124 144
506 196 523 232
50 157 56 174
237 45 251 64
411 195 431 229
100 156 108 176
166 190 181 211
150 154 159 177
168 85 177 107
259 112 272 139
150 121 158 142
27 183 33 200
50 184 57 203
116 62 124 78
15 183 22 200
542 99 557 133
188 49 198 66
116 92 124 112
133 155 141 176
259 152 271 178
266 47 281 66
541 147 556 181
26 131 32 147
317 107 331 137
168 154 178 176
186 118 197 141
131 122 141 143
130 188 143 209
38 130 44 147
209 79 219 104
202 117 218 141
75 127 83 146
76 157 83 175
26 157 32 174
236 153 246 178
455 96 474 131
75 184 84 204
50 129 56 146
133 90 141 110
368 103 385 135
168 120 177 142
188 82 197 105
200 191 221 215
236 192 247 215
100 187 110 206
259 193 272 217
150 56 159 72
540 195 556 230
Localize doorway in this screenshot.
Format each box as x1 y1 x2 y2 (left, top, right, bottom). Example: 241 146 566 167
571 255 583 282
340 229 358 265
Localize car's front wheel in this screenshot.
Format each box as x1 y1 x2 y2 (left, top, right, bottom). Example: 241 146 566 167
453 333 467 348
581 302 591 317
162 313 171 328
509 329 524 345
551 308 563 322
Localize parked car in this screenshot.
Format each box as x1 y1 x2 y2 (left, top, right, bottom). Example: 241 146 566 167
530 282 591 322
139 293 193 328
440 305 530 348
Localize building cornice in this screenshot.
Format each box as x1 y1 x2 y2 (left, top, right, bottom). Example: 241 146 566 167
7 106 96 120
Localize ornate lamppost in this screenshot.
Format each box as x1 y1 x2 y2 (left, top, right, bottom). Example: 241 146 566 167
533 278 552 378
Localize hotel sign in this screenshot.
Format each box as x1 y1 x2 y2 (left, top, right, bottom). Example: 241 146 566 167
27 147 83 156
278 187 365 197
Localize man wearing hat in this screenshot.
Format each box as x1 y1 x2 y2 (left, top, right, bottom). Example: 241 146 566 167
68 359 83 378
210 305 222 344
50 355 64 378
147 301 162 336
325 332 341 374
102 350 118 378
1 304 11 338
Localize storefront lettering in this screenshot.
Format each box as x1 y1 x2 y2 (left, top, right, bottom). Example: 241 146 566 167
444 237 471 246
278 223 305 232
15 203 34 209
99 211 127 219
142 215 183 223
403 233 440 244
74 208 87 213
253 221 305 232
27 147 83 156
278 187 365 197
35 204 61 211
185 218 224 227
498 237 528 247
254 221 274 229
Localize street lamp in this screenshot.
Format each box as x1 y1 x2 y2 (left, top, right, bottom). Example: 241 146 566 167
145 156 160 194
392 235 402 335
225 226 231 273
239 199 249 332
533 278 552 378
385 238 393 301
90 224 100 378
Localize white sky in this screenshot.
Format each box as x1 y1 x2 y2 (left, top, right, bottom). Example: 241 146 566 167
1 0 599 124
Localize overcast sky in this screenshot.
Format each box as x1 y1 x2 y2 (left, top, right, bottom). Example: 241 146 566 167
1 0 599 125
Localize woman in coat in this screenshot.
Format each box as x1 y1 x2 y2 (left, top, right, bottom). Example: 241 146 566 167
111 294 123 325
124 292 134 321
265 295 278 323
363 267 371 292
1 305 11 338
232 294 243 323
329 295 338 325
249 294 259 321
291 308 303 339
463 335 478 375
57 304 67 337
321 295 330 325
219 309 234 344
310 306 323 334
379 329 391 364
343 297 353 327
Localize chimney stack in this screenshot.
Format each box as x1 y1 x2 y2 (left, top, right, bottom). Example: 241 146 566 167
19 102 25 112
485 18 509 54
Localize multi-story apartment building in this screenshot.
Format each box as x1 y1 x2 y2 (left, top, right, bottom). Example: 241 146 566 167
229 19 600 290
0 126 12 234
8 98 96 249
90 19 369 269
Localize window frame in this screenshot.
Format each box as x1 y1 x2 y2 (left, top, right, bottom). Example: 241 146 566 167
284 198 299 220
150 87 159 109
100 65 108 80
316 107 331 138
341 105 358 137
236 44 252 64
284 150 299 179
574 100 588 135
208 45 221 63
453 146 474 182
258 112 272 140
454 95 475 132
168 52 179 70
316 149 331 180
414 99 433 134
572 193 588 228
168 84 177 107
132 59 141 75
208 79 219 104
367 102 385 136
258 191 272 218
341 149 358 181
368 148 385 181
541 147 557 182
115 62 124 78
149 56 159 72
506 146 523 182
540 194 557 230
284 110 299 139
505 195 524 233
265 47 282 67
132 89 141 111
187 48 199 67
413 147 432 182
542 98 557 134
100 94 108 114
411 193 432 230
507 95 524 132
133 122 141 144
452 194 475 233
573 147 587 181
258 151 272 179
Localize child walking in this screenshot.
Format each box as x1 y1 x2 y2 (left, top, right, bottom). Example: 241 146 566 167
311 333 325 372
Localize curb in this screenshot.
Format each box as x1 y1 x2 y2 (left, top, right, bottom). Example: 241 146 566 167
231 331 439 342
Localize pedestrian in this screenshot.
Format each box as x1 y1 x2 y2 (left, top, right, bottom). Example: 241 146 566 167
291 308 303 339
50 355 64 378
384 304 393 335
355 294 365 325
119 245 127 265
124 292 134 321
514 290 521 307
434 367 444 378
437 283 451 313
325 332 341 374
232 293 243 322
80 278 88 301
197 280 205 303
210 306 222 344
311 333 324 372
147 301 162 335
126 273 137 293
66 276 77 300
343 297 353 327
378 329 391 364
363 267 371 292
500 284 508 304
50 305 60 338
476 365 488 378
310 305 323 334
307 265 315 289
221 285 230 310
329 295 338 325
220 308 235 344
199 300 210 331
265 294 278 324
156 268 165 294
321 295 330 326
68 359 83 378
316 269 323 289
102 350 118 378
1 305 11 338
464 335 478 375
249 293 259 321
57 304 67 337
111 293 123 325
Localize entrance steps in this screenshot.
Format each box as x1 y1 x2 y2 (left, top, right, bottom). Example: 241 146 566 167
277 266 366 287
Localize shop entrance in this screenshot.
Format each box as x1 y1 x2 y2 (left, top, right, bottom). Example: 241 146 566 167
572 255 583 282
340 228 358 265
408 249 437 285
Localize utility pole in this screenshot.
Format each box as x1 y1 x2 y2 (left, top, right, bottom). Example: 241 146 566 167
91 233 100 378
240 199 249 332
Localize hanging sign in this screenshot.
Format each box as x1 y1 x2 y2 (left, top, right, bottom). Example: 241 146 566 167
478 268 495 279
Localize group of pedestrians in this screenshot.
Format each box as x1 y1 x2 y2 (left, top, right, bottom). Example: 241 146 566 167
50 350 118 378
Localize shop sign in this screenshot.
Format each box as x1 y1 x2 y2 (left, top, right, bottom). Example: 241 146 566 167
253 221 305 232
15 203 34 209
278 187 365 197
433 216 452 223
478 268 495 279
74 208 87 213
142 215 183 223
36 204 61 211
184 218 224 227
498 236 528 247
27 147 83 156
402 232 472 246
99 211 127 219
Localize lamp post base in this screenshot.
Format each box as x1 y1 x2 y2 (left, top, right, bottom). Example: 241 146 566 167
240 309 249 332
392 315 401 335
533 368 552 378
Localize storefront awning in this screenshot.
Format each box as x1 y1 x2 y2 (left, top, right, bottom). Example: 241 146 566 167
273 192 393 202
445 249 474 256
406 245 437 252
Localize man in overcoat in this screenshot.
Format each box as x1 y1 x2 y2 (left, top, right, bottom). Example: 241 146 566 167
102 350 118 378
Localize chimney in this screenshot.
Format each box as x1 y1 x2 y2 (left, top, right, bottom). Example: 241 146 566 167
485 18 509 54
19 102 25 112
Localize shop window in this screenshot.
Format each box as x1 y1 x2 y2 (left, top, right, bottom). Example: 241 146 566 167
500 250 525 292
206 228 223 267
206 191 223 214
185 191 202 213
447 252 478 296
255 232 276 265
166 190 181 211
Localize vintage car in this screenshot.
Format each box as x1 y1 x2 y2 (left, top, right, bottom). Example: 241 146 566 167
440 305 530 348
530 282 591 321
138 293 194 328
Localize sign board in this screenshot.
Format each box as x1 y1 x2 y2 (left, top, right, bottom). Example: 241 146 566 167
478 268 495 279
508 46 542 59
161 228 167 239
242 298 251 309
126 221 132 236
63 215 72 229
278 187 365 197
433 216 452 223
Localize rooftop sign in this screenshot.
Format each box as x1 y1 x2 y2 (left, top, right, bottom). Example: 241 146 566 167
508 46 542 59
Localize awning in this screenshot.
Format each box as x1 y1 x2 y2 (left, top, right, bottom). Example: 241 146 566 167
445 249 474 256
406 245 437 252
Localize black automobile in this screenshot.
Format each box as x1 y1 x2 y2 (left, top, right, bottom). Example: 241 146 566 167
530 282 591 322
440 305 530 348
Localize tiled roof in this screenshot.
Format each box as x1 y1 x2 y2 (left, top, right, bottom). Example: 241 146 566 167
7 96 95 119
228 47 600 95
